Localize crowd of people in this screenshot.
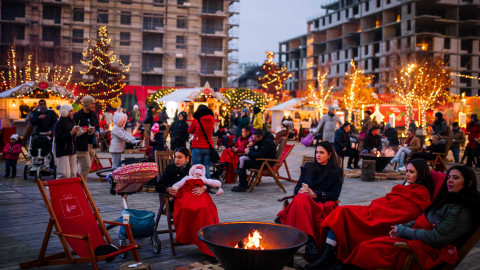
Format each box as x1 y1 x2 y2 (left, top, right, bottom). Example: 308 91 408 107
4 97 480 269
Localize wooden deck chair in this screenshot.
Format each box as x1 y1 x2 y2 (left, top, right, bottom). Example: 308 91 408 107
427 138 452 173
246 137 288 193
155 151 175 178
302 155 315 166
154 193 183 256
20 177 140 270
90 154 113 181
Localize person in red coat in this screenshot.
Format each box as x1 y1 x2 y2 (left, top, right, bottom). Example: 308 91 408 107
465 114 480 168
188 105 215 178
3 134 22 178
218 126 252 183
304 159 434 270
343 165 479 270
276 141 343 263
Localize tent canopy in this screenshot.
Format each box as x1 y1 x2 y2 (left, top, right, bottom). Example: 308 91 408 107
267 98 304 111
0 82 75 100
157 87 229 103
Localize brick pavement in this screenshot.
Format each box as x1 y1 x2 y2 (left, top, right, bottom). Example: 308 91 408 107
0 141 478 269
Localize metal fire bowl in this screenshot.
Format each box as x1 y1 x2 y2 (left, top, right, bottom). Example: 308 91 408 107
198 222 308 270
360 153 394 171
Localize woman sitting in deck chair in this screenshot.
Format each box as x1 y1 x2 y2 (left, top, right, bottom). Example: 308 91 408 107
343 165 480 270
276 141 343 263
304 159 435 270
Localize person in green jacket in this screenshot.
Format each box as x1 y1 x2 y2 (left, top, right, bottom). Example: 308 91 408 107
235 108 250 144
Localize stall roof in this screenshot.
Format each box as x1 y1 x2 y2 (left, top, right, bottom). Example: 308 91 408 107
0 82 75 100
157 87 229 103
267 98 304 111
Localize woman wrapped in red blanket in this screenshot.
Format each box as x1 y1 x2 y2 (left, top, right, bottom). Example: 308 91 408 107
343 165 480 270
276 141 343 263
304 159 434 269
218 126 252 183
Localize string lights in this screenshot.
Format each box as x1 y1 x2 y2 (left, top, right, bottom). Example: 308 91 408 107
222 88 268 125
145 88 176 109
308 69 334 114
77 25 130 108
257 51 292 102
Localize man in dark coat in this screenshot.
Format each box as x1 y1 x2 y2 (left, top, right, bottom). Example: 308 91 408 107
363 126 382 153
231 129 277 192
334 122 360 170
384 122 399 147
30 99 58 135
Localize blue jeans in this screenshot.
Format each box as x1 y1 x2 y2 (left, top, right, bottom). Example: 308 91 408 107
451 147 460 163
192 148 211 178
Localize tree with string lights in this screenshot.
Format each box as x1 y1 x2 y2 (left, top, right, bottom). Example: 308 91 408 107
341 59 376 121
388 55 453 131
309 69 334 115
257 51 292 102
77 26 130 107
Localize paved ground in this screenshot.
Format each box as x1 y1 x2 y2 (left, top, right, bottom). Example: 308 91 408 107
0 142 479 269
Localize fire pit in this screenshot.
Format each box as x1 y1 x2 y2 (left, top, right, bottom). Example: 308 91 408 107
360 153 394 171
198 222 307 270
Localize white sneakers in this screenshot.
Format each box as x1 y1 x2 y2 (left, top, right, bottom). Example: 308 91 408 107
395 166 406 172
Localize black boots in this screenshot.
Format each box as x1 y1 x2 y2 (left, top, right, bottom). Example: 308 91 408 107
304 236 320 262
304 243 336 270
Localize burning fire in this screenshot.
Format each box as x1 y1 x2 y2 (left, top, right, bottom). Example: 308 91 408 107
376 151 381 157
235 230 264 250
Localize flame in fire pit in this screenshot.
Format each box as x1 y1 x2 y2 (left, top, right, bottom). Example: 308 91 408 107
376 151 381 157
235 230 265 250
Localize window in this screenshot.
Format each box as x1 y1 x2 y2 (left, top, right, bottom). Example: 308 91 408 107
72 29 83 43
98 0 109 2
365 59 369 69
142 74 162 86
178 0 186 5
73 8 84 22
353 5 359 15
120 55 130 65
407 20 411 31
42 48 56 64
43 5 61 24
42 26 60 45
175 58 186 69
142 54 162 71
176 36 186 49
177 16 187 28
407 3 412 14
337 12 340 21
329 15 332 24
143 14 164 30
153 0 164 4
97 10 108 23
175 76 186 87
346 8 349 18
444 38 450 49
1 2 25 20
120 32 130 46
143 33 163 50
121 12 131 25
444 54 450 65
1 24 25 41
121 0 132 4
387 0 391 4
365 1 369 11
72 52 83 64
376 0 381 8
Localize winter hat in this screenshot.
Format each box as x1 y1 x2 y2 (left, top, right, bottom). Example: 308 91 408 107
193 168 203 175
81 95 95 107
386 122 391 128
365 110 372 115
471 114 478 120
189 164 206 178
117 113 128 128
242 108 249 115
10 134 18 141
328 105 334 111
59 104 73 118
151 123 160 133
253 106 261 115
133 105 138 110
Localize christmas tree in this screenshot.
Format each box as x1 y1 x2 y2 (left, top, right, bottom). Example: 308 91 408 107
77 26 130 107
257 51 292 102
221 88 268 126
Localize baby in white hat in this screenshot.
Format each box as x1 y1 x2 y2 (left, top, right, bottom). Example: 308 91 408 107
173 164 223 196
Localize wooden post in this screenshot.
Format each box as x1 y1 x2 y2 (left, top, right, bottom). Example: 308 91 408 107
361 160 376 182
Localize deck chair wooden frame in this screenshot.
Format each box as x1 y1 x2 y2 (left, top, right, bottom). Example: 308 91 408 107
155 151 175 179
427 138 452 173
392 225 480 270
20 176 140 270
90 154 113 181
154 193 185 256
246 138 288 193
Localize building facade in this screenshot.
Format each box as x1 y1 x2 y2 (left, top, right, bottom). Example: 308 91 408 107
279 0 480 96
0 0 239 89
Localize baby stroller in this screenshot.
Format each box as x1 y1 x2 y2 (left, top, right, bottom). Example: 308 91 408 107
107 162 159 258
24 133 56 180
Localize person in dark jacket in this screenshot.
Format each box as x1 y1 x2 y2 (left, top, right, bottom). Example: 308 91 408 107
363 126 382 153
334 122 360 170
411 135 446 161
73 96 99 180
431 112 448 136
30 99 58 135
169 111 189 151
188 105 215 178
55 104 80 179
384 122 399 147
143 106 157 128
235 108 250 143
158 107 169 123
232 128 277 192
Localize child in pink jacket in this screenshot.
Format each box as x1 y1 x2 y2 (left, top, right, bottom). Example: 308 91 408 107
4 134 22 178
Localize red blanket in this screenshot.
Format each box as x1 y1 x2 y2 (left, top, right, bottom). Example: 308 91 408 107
220 149 240 183
344 214 458 269
173 179 219 256
277 193 338 249
322 184 431 261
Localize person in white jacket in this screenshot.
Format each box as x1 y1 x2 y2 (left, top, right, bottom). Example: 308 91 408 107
109 112 138 168
313 105 343 143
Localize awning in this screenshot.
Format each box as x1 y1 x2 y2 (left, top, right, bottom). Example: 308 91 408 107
157 87 229 103
0 82 75 100
267 98 304 111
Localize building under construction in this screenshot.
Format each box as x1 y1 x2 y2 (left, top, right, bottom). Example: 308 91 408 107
0 0 240 88
279 0 480 96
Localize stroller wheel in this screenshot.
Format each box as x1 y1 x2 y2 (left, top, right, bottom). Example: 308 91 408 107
152 235 161 254
119 240 128 259
24 165 28 180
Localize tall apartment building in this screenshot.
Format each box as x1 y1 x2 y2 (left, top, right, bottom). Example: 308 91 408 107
279 0 480 96
0 0 239 89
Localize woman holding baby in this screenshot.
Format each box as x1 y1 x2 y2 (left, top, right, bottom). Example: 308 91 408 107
276 141 344 262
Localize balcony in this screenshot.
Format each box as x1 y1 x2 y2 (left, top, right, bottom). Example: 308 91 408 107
142 67 163 74
201 9 227 17
199 68 225 77
201 27 226 37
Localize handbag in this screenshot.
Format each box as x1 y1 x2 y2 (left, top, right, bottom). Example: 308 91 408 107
301 133 314 147
196 118 220 164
